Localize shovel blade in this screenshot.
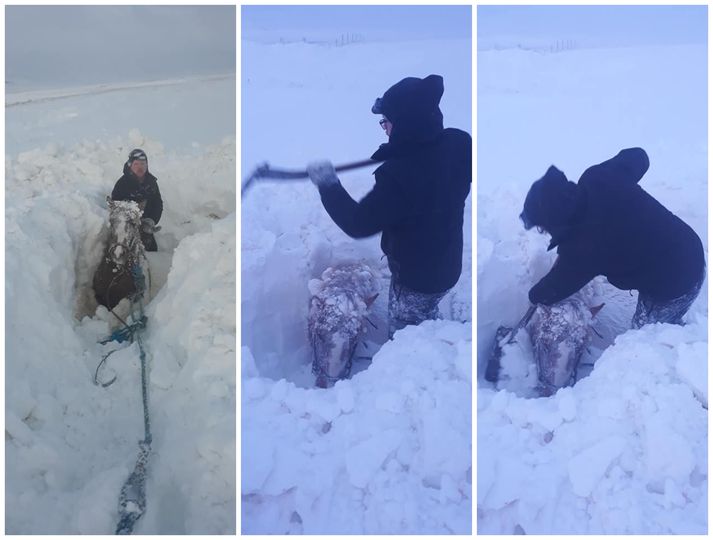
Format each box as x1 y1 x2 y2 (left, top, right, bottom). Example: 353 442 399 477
484 326 513 382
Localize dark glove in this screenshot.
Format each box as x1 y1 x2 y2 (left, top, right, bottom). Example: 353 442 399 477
141 218 161 234
306 160 339 188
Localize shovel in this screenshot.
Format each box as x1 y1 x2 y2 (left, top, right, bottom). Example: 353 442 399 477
484 304 537 383
241 158 383 195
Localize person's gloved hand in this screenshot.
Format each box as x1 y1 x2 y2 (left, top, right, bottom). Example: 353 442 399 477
141 218 160 234
307 161 339 188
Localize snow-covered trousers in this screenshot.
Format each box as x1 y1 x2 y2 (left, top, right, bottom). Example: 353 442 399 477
632 267 705 329
388 275 449 339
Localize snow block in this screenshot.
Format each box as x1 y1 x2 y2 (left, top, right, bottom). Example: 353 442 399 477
345 429 403 489
567 436 626 497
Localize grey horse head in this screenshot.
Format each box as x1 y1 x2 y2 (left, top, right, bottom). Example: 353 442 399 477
106 196 144 268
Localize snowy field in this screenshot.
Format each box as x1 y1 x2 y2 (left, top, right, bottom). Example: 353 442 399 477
477 43 707 533
5 75 236 533
241 38 472 533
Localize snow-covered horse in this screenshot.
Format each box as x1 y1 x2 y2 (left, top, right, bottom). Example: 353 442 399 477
93 198 147 310
528 293 604 396
308 263 380 388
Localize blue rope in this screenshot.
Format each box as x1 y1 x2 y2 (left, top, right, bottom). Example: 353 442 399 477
103 262 153 535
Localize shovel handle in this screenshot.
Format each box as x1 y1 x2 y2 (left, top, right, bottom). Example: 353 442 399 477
505 304 538 344
245 159 382 182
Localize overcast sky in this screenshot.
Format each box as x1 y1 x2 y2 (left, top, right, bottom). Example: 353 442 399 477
242 5 471 44
478 5 707 49
6 6 235 90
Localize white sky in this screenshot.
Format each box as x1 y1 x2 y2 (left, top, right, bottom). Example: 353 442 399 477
242 5 471 44
478 5 707 49
6 5 236 90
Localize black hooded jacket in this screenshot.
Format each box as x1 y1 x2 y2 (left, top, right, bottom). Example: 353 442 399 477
523 148 705 305
318 75 472 294
111 162 163 224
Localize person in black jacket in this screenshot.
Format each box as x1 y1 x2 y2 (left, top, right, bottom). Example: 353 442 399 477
111 148 163 252
520 148 705 329
306 74 472 337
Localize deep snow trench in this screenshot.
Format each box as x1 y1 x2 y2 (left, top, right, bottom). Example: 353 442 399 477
6 132 236 534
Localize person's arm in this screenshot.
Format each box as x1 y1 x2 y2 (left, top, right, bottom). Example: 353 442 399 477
307 161 412 239
111 178 127 200
143 181 163 224
528 255 596 305
318 175 409 238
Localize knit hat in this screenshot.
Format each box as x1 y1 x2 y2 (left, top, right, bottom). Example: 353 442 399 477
128 148 148 164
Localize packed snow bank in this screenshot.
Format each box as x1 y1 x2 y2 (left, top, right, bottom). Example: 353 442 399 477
6 124 235 531
242 320 471 534
478 319 707 534
140 214 236 534
477 43 707 533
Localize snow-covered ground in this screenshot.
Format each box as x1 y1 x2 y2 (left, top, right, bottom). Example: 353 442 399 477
241 37 472 533
5 75 236 533
477 43 707 533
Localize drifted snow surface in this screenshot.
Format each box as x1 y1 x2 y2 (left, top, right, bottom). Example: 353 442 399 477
6 77 236 534
241 38 472 533
477 44 707 533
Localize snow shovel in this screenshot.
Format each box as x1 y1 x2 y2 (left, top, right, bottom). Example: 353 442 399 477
241 158 383 195
484 304 538 383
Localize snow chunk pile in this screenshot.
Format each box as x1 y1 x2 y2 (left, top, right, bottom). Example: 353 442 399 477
242 320 471 534
478 319 707 534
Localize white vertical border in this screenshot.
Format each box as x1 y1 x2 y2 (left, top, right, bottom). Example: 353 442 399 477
708 2 712 534
471 3 478 536
1 6 6 535
236 4 242 535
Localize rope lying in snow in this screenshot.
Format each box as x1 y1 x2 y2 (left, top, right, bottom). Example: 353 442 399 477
97 263 153 535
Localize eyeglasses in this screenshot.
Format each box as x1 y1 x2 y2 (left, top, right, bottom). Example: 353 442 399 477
379 118 389 129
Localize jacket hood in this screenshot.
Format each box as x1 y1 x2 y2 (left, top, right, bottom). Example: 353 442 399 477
521 165 579 247
372 74 444 152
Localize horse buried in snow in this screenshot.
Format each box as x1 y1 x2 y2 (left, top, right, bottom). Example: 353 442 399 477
527 294 604 396
495 288 604 398
93 198 148 311
308 263 380 388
